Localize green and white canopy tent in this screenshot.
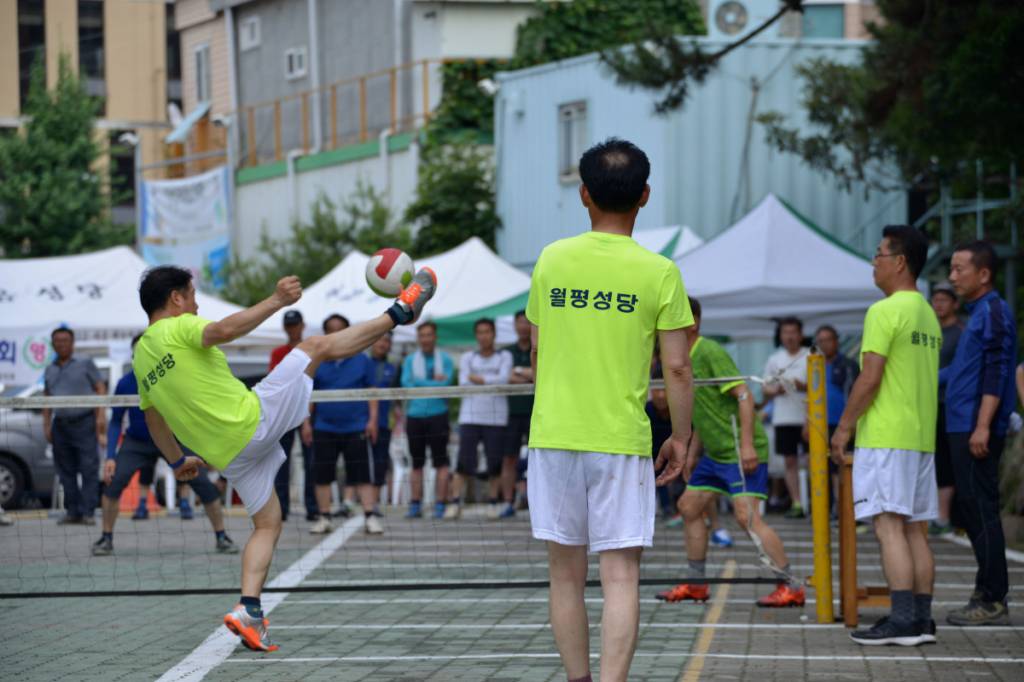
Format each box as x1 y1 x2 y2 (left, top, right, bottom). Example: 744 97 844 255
632 225 704 260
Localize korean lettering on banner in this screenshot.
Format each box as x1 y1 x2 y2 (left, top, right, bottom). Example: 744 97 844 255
0 284 104 305
549 287 638 313
0 328 54 386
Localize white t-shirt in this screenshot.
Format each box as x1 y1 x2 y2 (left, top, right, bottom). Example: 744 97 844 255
764 346 809 426
458 349 513 426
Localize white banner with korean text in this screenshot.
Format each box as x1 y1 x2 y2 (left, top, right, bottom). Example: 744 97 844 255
0 327 53 388
140 165 233 289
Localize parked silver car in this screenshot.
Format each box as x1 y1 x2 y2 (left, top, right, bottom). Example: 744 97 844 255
0 387 54 508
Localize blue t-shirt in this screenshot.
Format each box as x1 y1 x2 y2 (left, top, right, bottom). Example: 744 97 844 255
400 351 455 418
313 354 376 434
107 373 152 458
370 356 399 429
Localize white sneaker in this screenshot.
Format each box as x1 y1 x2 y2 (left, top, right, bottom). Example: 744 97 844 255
309 517 333 534
365 514 385 535
0 511 13 526
487 503 501 520
443 503 461 520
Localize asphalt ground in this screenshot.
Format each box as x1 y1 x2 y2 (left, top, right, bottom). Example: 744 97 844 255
1 507 1022 681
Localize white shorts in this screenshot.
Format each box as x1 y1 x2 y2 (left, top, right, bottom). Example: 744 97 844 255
223 349 314 516
527 448 655 553
852 447 938 522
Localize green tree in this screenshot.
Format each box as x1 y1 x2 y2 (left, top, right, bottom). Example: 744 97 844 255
221 182 412 305
0 54 130 257
405 137 501 255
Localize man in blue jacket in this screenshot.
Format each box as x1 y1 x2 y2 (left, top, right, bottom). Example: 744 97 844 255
944 240 1018 626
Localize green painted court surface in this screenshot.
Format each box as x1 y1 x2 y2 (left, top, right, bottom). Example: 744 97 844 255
2 512 1023 681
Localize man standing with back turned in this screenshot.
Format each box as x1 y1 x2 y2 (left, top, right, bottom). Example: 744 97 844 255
831 225 940 646
527 138 694 682
133 264 435 652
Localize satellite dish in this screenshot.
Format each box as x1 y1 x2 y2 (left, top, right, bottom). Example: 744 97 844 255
715 1 749 36
168 102 184 127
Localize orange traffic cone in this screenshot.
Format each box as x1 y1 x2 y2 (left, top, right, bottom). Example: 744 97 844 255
117 471 161 512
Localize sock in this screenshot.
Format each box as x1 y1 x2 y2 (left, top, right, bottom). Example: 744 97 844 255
240 595 262 618
488 497 499 505
215 530 227 541
137 494 147 506
568 675 592 682
410 499 421 506
687 560 706 580
452 497 461 505
890 589 914 626
772 563 794 585
914 593 932 622
102 531 113 541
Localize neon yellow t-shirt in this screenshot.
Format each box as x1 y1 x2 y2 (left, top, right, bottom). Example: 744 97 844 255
526 231 693 456
134 314 260 469
856 290 941 452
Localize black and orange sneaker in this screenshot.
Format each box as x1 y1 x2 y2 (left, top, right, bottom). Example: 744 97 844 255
224 604 279 652
656 583 710 603
757 583 806 608
387 267 438 325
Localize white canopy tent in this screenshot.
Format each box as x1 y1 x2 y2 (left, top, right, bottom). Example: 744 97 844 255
633 225 704 259
265 237 533 345
0 247 280 385
675 194 882 339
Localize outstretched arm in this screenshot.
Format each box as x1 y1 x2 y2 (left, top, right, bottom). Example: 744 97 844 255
202 276 302 348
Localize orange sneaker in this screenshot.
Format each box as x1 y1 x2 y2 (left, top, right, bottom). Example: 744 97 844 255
656 583 710 603
757 583 806 608
223 604 279 652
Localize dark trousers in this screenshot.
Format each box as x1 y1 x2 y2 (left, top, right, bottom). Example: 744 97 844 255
949 432 1008 603
275 427 317 519
52 415 99 518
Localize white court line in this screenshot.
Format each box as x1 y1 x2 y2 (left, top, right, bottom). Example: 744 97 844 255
318 560 1021 573
276 597 983 608
940 533 1024 563
269 622 1024 632
155 516 363 682
224 652 1024 665
298 578 1023 590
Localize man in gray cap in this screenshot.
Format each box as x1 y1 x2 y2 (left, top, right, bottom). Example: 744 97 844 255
929 282 963 535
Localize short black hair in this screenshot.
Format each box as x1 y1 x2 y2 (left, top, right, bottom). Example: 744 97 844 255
778 316 803 333
578 138 650 213
322 314 350 332
131 333 143 348
474 317 496 332
953 240 998 280
514 309 527 320
417 320 437 333
51 327 74 341
139 266 193 316
814 325 839 341
882 225 928 278
688 296 701 321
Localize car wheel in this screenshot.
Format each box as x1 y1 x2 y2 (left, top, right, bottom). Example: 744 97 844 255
0 455 26 509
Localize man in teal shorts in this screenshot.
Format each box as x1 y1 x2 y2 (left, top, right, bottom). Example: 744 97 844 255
657 297 804 607
133 264 435 652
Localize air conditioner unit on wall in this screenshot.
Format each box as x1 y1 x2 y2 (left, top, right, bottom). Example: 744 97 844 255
706 0 798 42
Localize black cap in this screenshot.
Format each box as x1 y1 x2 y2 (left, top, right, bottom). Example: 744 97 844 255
283 310 304 326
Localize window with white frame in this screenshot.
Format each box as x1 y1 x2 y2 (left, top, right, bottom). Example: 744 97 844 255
284 46 308 81
194 44 211 102
239 16 261 51
558 101 587 181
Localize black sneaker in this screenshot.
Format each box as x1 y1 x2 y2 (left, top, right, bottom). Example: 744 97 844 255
91 536 113 556
850 616 924 646
216 534 239 554
915 618 936 644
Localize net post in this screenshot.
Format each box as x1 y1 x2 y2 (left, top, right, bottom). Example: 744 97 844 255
839 453 859 627
807 351 834 623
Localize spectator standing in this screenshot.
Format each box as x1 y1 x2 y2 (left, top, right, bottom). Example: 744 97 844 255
814 324 859 514
831 225 940 646
93 334 238 556
449 318 513 520
929 283 964 535
305 314 384 535
944 240 1018 626
400 321 455 519
43 327 107 525
269 310 316 521
504 310 535 510
763 318 810 518
369 332 400 500
526 139 694 682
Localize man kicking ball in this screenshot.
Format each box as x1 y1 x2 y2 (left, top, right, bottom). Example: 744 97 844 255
658 298 804 607
133 264 435 652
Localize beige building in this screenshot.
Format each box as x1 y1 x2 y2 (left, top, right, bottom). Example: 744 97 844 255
174 0 232 117
0 0 179 217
